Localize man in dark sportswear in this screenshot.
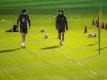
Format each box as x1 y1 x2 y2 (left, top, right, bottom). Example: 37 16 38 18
56 9 68 46
17 9 31 48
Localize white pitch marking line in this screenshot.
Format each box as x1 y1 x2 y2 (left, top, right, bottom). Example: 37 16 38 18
90 70 97 76
76 60 83 67
77 62 83 66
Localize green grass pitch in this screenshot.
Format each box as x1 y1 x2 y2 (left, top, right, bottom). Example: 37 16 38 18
0 0 107 80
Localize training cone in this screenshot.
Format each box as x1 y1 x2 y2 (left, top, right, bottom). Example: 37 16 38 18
101 22 104 29
84 26 87 33
105 23 107 30
95 20 98 27
96 20 99 27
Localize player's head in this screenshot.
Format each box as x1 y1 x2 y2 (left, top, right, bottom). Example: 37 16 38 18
58 9 64 15
21 9 28 15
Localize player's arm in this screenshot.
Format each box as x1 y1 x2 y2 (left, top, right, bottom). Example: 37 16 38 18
16 15 20 31
27 15 31 28
17 15 20 27
56 17 58 30
64 16 68 30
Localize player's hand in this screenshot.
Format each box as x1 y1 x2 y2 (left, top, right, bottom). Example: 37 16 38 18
66 27 68 31
16 28 19 31
56 26 58 30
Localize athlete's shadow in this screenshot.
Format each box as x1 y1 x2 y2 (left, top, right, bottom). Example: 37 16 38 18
0 48 21 53
41 45 60 50
100 46 107 51
88 42 98 46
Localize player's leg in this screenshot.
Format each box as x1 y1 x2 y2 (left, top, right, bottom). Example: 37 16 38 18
58 29 63 46
21 27 27 48
58 32 61 40
60 32 64 46
62 32 64 41
21 33 26 48
21 33 24 48
58 32 62 45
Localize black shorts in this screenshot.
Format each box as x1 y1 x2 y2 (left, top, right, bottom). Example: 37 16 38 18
20 28 27 33
58 29 65 33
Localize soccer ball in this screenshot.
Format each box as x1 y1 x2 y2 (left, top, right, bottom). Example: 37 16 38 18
40 28 45 32
44 34 48 39
88 33 96 38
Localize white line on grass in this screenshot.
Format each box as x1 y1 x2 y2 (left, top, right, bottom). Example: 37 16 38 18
76 61 83 67
62 54 84 67
90 70 97 76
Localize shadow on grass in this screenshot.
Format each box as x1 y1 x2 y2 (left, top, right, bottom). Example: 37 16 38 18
100 47 107 51
41 45 60 50
0 48 21 53
88 42 98 46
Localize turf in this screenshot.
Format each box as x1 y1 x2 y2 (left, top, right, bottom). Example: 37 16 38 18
0 0 107 80
0 14 107 80
0 0 107 14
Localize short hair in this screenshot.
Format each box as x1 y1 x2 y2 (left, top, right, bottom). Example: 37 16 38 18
58 9 64 13
21 9 28 13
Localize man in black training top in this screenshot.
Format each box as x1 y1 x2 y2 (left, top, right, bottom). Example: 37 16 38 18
17 9 31 48
56 9 68 46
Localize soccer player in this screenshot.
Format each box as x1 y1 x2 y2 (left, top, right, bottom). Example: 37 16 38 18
17 9 31 48
56 9 68 46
